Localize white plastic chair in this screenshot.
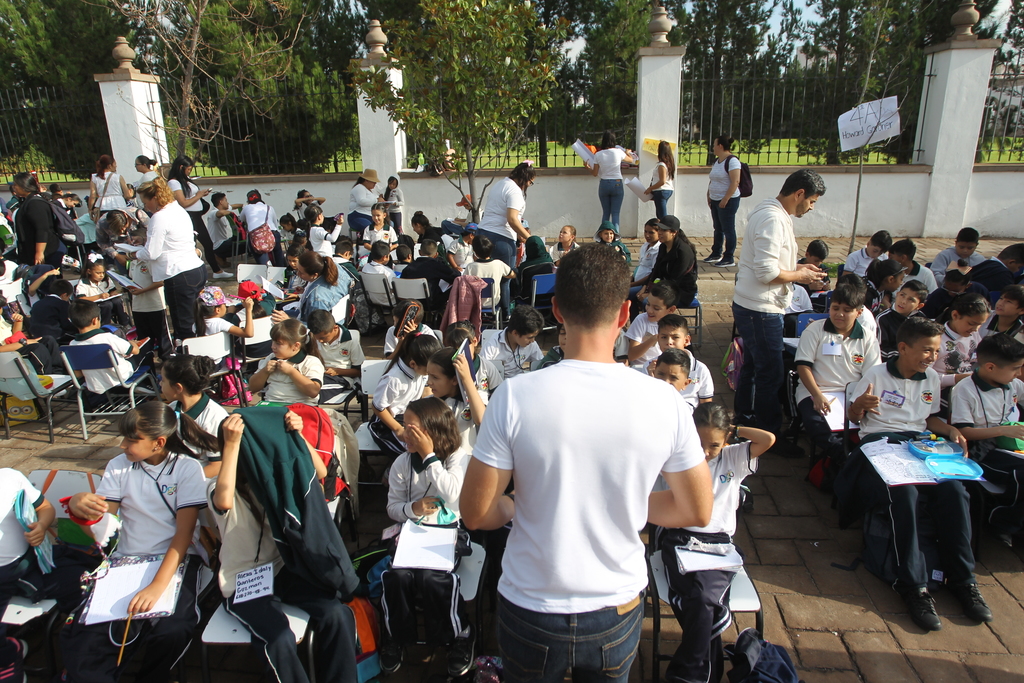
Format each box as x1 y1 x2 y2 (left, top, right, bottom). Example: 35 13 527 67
355 359 390 482
0 279 22 303
244 317 274 366
0 352 74 443
393 278 430 302
235 264 268 284
440 234 456 251
201 602 311 683
266 265 287 286
331 295 350 326
360 272 395 310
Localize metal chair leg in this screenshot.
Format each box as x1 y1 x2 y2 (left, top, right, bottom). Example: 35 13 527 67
2 394 9 439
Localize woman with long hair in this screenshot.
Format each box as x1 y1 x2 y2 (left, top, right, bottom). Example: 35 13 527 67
587 130 627 231
89 155 131 219
705 135 743 267
167 155 230 279
134 155 159 188
646 140 676 221
476 161 536 316
10 172 64 270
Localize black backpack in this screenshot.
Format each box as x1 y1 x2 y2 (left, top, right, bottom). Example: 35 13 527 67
46 199 86 245
728 155 754 198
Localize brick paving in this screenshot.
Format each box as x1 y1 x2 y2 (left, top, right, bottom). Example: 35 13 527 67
6 237 1024 682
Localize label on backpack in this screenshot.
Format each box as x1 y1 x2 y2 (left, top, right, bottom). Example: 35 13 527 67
234 562 274 603
931 569 944 582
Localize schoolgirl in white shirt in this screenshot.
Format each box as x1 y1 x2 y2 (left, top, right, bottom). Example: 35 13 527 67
249 319 325 406
194 285 256 340
425 348 488 452
305 204 344 257
161 354 230 478
547 225 580 267
62 403 214 683
368 333 443 455
76 258 130 326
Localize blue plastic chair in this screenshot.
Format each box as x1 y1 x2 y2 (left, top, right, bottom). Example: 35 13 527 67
59 344 158 441
796 312 829 336
836 263 845 280
481 278 502 329
530 273 557 330
678 296 703 349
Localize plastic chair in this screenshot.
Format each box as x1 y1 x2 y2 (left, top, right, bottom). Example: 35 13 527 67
319 329 363 418
235 264 268 284
480 279 502 330
266 265 287 286
360 272 396 311
647 550 762 683
243 317 274 368
0 279 22 303
0 352 75 443
182 332 248 407
480 328 500 347
59 344 159 441
393 278 430 302
837 263 845 279
331 295 350 326
796 312 829 336
355 359 390 483
678 296 703 349
530 273 557 330
201 602 312 683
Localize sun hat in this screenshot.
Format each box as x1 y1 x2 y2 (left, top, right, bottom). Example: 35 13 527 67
359 169 381 185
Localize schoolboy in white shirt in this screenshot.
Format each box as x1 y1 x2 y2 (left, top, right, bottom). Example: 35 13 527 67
983 284 1024 344
480 306 544 379
648 314 714 407
843 230 891 277
651 349 693 416
626 281 679 371
68 300 149 394
362 242 397 307
308 309 364 400
446 224 476 273
841 317 988 632
795 282 880 475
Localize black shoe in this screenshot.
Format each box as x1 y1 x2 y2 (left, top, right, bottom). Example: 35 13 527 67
447 628 475 677
379 634 403 674
714 259 736 267
703 254 721 263
996 531 1013 547
902 587 942 631
949 583 993 623
768 439 805 459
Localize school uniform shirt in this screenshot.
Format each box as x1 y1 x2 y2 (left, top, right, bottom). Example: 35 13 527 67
256 351 324 405
950 372 1024 430
852 359 941 436
685 443 757 537
876 308 924 360
171 394 228 470
128 258 165 313
843 248 887 278
445 395 487 452
309 223 344 257
625 313 660 371
372 358 427 418
75 278 116 299
982 313 1024 345
97 452 207 557
679 351 715 408
386 447 472 524
784 284 814 314
69 329 134 394
364 226 398 250
361 261 396 307
480 329 543 379
447 238 475 269
795 318 880 405
206 480 284 599
464 259 513 309
903 261 937 294
0 469 43 566
478 357 504 393
548 241 579 265
933 323 981 389
634 241 660 283
383 323 434 356
318 325 365 370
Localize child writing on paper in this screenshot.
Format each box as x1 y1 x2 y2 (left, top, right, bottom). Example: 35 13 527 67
795 282 881 480
61 402 213 683
211 413 359 683
368 333 442 456
656 403 774 683
76 258 130 327
379 397 475 678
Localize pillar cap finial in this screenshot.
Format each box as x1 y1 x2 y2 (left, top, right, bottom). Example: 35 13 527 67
951 1 980 41
648 2 672 48
366 20 388 58
112 36 137 71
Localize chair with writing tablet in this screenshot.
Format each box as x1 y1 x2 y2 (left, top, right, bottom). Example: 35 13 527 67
200 602 313 683
0 352 75 444
354 359 389 484
235 264 268 285
796 312 829 336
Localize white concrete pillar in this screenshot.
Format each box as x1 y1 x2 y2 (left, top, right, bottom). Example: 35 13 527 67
632 4 685 237
357 20 407 181
93 37 169 171
914 5 1001 237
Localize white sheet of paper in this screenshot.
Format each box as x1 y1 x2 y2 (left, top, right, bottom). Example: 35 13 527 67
233 563 275 604
625 177 652 202
863 440 938 486
107 271 141 290
83 559 182 624
675 547 744 573
114 243 143 254
392 520 456 571
571 139 595 166
261 276 284 300
837 96 900 152
820 391 846 432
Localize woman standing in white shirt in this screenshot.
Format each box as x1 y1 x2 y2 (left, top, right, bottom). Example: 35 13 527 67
133 155 159 188
477 162 535 317
705 135 743 268
88 155 131 218
348 169 382 239
586 130 627 231
167 156 230 279
645 141 675 221
136 178 207 344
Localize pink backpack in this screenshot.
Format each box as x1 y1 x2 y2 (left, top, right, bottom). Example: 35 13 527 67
721 336 744 391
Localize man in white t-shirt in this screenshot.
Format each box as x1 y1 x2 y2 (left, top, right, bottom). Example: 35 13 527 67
462 244 713 683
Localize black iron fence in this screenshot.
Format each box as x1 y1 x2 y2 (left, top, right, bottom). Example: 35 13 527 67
976 50 1024 163
0 85 110 182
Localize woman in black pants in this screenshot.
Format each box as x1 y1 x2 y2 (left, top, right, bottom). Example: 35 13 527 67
167 156 232 280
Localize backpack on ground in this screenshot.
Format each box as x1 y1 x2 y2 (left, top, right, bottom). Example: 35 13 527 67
728 155 754 198
47 199 87 245
724 628 799 683
722 336 744 391
862 501 944 592
346 595 382 683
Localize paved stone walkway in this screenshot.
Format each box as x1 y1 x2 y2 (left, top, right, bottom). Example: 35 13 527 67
6 237 1024 682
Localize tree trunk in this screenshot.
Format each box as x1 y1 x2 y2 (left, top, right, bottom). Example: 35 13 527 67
465 140 480 223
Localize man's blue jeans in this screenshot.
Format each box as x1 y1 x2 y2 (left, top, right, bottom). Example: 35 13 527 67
732 302 785 435
598 179 624 230
477 229 517 317
497 595 643 683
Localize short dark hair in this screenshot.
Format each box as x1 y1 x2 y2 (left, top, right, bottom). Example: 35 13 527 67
896 316 944 348
868 230 892 252
1000 284 1024 308
836 272 866 295
554 244 630 329
370 241 391 262
779 169 826 198
286 242 306 259
649 281 679 308
945 268 972 286
806 239 829 260
956 227 980 244
307 309 336 335
997 243 1024 264
693 402 734 432
950 292 990 318
889 238 917 259
336 237 354 255
472 235 494 259
977 334 1024 367
420 239 438 257
507 305 544 336
211 192 226 207
899 280 929 302
657 313 689 334
831 282 866 309
395 244 412 262
657 347 691 375
69 300 101 329
50 279 74 298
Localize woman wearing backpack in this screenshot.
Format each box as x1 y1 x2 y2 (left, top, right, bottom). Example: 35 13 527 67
705 135 743 268
10 172 65 270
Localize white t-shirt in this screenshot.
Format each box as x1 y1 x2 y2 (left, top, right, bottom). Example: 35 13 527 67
167 179 205 213
785 285 814 314
349 184 378 216
477 177 526 241
128 259 165 313
844 248 888 278
686 442 757 537
384 323 434 356
207 480 283 598
447 239 475 269
200 315 234 336
135 170 159 188
387 448 472 523
310 223 343 257
240 202 279 233
625 313 660 370
473 359 705 613
373 358 427 417
207 213 233 249
464 260 512 308
171 394 229 470
97 452 207 557
852 361 941 436
594 148 627 180
69 331 134 394
650 161 674 192
708 157 741 201
480 329 543 379
0 469 43 565
950 374 1024 429
91 173 127 212
257 352 324 405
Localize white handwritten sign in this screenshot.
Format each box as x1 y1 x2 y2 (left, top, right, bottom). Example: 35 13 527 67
234 563 274 604
837 96 900 152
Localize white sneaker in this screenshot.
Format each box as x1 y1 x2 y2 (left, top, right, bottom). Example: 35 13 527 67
212 272 234 280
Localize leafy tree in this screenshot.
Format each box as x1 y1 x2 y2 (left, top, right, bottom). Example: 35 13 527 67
350 0 567 220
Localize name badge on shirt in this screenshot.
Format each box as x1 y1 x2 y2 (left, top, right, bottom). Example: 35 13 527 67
821 340 842 356
880 390 906 409
234 563 274 604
